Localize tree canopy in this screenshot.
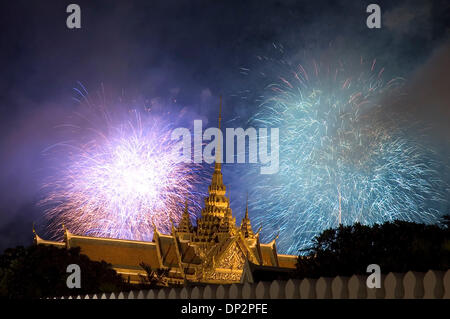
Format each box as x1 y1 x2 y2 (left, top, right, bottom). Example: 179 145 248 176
295 218 450 278
0 245 128 299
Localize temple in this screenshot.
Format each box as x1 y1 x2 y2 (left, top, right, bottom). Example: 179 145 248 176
34 98 298 285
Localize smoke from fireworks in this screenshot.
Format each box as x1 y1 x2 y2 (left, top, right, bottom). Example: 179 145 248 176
40 85 204 241
233 54 449 254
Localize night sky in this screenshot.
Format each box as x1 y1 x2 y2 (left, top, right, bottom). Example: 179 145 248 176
0 0 449 252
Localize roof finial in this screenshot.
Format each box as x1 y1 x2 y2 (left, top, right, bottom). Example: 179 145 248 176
214 96 223 171
32 222 36 235
273 232 279 242
151 219 160 241
170 213 176 235
218 95 222 130
184 199 189 214
245 192 249 219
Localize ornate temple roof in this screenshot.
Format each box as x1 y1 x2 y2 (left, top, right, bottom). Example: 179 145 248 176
33 97 297 284
240 194 254 238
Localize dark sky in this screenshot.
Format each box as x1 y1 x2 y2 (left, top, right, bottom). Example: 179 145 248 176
0 0 449 252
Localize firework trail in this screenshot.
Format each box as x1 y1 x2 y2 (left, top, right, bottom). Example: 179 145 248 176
234 55 449 254
40 85 205 241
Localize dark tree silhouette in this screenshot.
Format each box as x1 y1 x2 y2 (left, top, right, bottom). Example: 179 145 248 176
139 262 171 288
0 245 128 299
295 220 450 278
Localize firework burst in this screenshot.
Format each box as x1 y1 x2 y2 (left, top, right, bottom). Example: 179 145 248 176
233 56 449 254
40 85 204 241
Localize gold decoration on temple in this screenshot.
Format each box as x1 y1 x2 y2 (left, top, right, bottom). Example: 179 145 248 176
34 97 297 284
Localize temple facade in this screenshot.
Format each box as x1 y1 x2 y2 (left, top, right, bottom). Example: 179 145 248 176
34 100 298 285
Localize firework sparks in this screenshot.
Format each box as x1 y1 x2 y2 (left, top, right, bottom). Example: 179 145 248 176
41 87 204 241
233 56 449 254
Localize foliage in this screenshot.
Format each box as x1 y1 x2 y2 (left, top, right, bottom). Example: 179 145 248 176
138 262 172 288
295 216 450 278
0 245 129 299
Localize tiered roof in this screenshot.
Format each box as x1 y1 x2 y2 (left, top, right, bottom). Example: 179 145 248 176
33 97 298 284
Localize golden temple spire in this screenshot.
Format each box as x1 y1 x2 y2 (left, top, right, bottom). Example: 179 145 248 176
215 95 223 171
240 192 254 238
218 95 222 130
177 199 193 234
195 96 235 241
184 199 189 214
182 199 190 223
208 96 226 197
245 192 249 219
